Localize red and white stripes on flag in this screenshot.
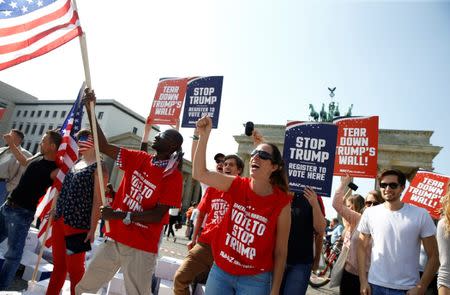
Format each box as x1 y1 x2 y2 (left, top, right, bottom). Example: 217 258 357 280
36 83 85 247
0 0 82 70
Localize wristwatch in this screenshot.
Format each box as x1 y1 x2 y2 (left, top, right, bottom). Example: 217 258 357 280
123 212 132 225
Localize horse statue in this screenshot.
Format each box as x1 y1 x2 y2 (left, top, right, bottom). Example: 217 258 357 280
320 103 327 122
308 104 319 121
346 104 353 117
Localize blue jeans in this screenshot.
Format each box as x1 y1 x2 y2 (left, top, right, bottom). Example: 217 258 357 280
371 283 408 295
0 181 8 206
205 263 272 295
0 204 34 290
281 263 312 295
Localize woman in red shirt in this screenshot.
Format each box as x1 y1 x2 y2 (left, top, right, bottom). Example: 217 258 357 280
193 116 291 295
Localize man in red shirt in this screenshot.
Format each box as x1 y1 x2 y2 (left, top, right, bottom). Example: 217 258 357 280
174 153 244 295
76 90 184 295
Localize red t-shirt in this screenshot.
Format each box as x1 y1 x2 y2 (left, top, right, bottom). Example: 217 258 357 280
106 148 182 253
212 177 291 275
197 187 230 244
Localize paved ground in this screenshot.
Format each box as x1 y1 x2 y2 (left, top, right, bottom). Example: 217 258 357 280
5 225 339 294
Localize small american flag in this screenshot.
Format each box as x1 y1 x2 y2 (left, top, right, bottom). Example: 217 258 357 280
0 0 82 71
36 82 85 246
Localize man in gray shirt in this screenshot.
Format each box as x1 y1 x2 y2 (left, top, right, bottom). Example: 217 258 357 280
0 129 32 204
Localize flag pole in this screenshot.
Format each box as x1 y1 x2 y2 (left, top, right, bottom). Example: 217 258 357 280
31 189 59 283
72 0 109 232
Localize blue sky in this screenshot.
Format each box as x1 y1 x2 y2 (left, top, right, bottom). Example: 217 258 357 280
1 0 449 217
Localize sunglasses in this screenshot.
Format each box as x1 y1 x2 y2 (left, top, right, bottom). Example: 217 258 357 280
365 201 380 207
215 159 224 164
250 149 273 161
380 182 400 189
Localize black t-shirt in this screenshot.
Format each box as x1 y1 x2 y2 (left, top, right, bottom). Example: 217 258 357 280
10 158 57 212
287 192 315 265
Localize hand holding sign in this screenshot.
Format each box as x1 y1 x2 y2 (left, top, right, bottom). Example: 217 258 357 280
196 116 212 138
304 186 321 208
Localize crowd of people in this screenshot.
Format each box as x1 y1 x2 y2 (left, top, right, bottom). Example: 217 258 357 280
0 89 448 295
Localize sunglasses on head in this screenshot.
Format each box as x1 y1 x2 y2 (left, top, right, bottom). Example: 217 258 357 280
380 182 400 189
365 201 380 207
250 149 273 161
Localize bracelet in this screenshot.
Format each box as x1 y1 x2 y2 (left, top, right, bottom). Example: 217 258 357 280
192 135 199 141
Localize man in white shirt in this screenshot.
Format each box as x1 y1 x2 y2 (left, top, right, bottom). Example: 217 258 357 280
0 129 32 204
357 169 439 295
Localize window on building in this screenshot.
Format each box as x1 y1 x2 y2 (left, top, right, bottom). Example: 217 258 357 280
37 110 42 117
31 110 35 117
98 112 104 119
132 127 138 134
33 143 39 154
39 124 45 135
16 110 21 117
57 125 62 130
23 110 28 117
53 110 57 118
12 122 16 129
26 141 31 150
45 110 49 118
25 124 31 134
48 124 54 130
61 111 66 118
19 123 23 131
31 124 37 135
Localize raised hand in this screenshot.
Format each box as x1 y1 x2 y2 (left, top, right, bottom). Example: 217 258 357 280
195 116 212 137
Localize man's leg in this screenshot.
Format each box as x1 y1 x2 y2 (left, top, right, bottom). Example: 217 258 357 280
75 240 120 295
173 243 213 295
281 263 312 295
120 242 157 295
0 205 33 290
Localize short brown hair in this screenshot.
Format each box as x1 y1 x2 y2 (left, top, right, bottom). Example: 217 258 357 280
379 169 406 187
46 130 62 148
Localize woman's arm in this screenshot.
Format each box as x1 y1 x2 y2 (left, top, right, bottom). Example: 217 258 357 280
193 116 235 191
270 204 291 295
332 176 361 227
86 165 109 243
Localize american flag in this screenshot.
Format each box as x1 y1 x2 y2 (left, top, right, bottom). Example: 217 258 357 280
0 0 82 71
36 83 85 245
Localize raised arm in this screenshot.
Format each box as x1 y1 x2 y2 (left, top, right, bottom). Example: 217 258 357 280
140 122 152 152
83 89 119 159
192 116 235 192
3 134 28 166
332 175 361 227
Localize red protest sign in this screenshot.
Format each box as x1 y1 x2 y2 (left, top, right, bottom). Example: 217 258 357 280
333 116 378 178
403 170 450 219
147 78 188 125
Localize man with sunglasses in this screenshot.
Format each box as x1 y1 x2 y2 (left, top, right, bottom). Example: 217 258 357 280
76 90 184 295
357 169 439 295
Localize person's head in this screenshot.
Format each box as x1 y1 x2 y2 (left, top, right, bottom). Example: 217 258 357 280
76 129 94 156
223 154 244 176
151 129 183 157
345 194 365 213
364 189 384 208
10 129 24 146
330 218 339 228
249 143 289 193
214 153 225 173
378 169 406 203
40 130 62 156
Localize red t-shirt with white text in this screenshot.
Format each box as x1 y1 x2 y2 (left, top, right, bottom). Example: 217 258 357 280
106 148 182 253
197 187 230 244
212 177 291 275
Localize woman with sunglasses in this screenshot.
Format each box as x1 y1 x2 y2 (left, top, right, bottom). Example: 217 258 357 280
437 185 450 295
193 116 291 295
46 129 108 295
331 175 383 294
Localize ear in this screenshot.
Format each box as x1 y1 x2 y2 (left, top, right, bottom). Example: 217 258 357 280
271 163 279 173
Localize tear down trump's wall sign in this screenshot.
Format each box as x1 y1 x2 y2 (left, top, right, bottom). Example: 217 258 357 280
403 170 450 219
283 121 338 198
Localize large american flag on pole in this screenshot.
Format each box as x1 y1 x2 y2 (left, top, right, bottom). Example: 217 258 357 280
0 0 82 71
36 82 85 245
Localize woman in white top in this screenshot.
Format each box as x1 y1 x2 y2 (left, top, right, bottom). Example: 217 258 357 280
437 186 450 294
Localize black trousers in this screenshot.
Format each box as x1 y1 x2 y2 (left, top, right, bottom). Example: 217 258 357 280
340 269 360 295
